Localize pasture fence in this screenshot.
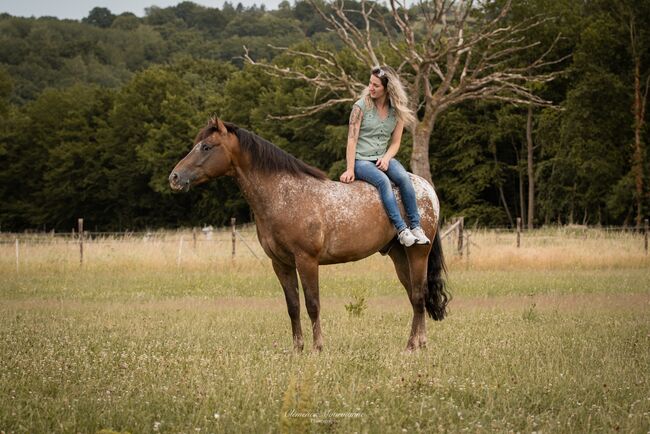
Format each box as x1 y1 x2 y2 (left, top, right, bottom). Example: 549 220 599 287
440 217 649 258
1 217 649 270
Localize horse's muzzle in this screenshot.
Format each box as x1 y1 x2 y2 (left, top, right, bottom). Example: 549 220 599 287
169 171 190 192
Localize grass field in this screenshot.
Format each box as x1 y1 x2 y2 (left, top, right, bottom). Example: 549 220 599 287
1 228 649 433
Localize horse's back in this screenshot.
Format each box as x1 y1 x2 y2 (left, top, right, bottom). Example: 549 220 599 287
317 173 439 225
312 174 439 263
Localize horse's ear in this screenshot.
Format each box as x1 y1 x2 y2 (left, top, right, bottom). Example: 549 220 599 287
215 118 227 135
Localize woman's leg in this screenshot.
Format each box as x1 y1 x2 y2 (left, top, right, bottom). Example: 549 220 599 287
385 159 421 228
354 160 408 232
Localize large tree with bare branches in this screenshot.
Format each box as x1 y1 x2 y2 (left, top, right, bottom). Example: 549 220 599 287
245 0 567 185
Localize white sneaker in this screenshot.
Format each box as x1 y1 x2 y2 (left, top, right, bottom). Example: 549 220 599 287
410 226 431 245
397 228 417 247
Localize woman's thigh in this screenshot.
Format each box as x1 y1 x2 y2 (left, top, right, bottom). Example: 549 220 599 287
354 160 391 188
385 159 411 185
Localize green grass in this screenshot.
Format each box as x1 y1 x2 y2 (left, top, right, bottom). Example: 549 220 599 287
0 294 648 433
1 233 649 433
3 263 649 301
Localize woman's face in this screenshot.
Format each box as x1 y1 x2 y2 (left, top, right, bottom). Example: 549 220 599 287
368 74 386 99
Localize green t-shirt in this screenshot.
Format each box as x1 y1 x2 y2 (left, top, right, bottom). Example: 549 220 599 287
353 97 398 160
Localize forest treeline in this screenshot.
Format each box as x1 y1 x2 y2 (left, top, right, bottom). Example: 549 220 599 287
0 0 648 231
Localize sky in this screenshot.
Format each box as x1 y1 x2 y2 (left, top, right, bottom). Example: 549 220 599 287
0 0 283 20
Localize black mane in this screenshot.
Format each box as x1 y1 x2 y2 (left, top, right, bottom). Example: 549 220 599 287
195 122 327 180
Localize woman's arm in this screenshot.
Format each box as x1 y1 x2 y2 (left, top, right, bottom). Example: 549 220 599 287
340 105 363 183
376 120 404 171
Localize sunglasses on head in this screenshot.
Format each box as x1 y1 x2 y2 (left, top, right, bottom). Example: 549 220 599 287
372 67 386 78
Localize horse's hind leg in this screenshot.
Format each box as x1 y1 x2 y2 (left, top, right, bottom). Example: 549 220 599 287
389 245 428 351
295 255 323 352
272 261 304 352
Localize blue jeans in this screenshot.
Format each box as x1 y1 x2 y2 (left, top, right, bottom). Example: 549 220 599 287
354 159 421 232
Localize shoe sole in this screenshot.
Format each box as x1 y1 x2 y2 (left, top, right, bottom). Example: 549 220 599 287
398 238 416 247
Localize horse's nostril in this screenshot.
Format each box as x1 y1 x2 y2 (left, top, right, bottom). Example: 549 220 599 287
170 172 179 182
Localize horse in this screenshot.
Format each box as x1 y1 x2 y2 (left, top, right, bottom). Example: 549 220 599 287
169 117 449 352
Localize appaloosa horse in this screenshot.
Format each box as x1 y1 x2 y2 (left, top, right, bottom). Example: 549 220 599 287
169 118 449 352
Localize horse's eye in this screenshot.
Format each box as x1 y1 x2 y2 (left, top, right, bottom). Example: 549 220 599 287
201 143 212 152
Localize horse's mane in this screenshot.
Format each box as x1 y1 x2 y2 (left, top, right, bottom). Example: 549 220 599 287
195 122 327 180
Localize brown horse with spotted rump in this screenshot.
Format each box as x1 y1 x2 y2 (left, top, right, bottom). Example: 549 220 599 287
169 118 449 352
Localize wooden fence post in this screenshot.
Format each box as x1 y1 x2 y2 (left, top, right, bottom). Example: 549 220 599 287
177 236 184 267
643 219 648 255
78 218 84 266
457 217 464 256
15 238 19 272
517 217 522 248
231 217 236 260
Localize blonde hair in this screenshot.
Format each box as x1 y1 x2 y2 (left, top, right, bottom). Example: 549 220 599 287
360 65 416 127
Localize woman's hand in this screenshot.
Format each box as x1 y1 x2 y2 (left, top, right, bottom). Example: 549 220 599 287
340 169 355 183
376 156 390 171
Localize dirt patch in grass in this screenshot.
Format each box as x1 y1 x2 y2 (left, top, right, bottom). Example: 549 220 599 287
2 292 648 315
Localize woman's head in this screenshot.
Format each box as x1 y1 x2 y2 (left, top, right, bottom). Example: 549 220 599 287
369 66 389 99
363 65 416 127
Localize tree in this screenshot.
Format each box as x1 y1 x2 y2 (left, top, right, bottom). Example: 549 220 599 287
36 86 115 228
0 68 11 116
245 0 567 185
83 7 115 28
430 103 511 226
612 0 650 227
499 0 584 228
111 13 140 31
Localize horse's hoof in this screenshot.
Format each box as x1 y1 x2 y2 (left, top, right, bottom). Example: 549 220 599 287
405 342 417 352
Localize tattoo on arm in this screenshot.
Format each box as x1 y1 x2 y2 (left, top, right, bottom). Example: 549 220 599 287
347 105 362 142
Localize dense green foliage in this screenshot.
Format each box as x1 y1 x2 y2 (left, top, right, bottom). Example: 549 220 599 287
0 0 649 230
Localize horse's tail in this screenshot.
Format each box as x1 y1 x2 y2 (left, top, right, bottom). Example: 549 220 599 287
425 230 450 320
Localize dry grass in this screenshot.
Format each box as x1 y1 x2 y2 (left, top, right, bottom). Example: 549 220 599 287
2 226 648 273
444 226 649 270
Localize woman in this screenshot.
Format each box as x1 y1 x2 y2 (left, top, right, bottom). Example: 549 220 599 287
340 65 429 247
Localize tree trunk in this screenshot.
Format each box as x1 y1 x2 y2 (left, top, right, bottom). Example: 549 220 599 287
526 106 535 229
632 58 645 229
410 112 437 186
518 144 526 227
569 183 576 224
493 151 514 227
499 185 514 227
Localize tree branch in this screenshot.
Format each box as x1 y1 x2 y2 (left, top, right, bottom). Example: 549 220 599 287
243 0 567 128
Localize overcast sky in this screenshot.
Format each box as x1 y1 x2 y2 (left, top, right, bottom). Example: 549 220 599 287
0 0 283 20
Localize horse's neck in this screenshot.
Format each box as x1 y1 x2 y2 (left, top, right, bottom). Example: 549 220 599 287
234 168 306 221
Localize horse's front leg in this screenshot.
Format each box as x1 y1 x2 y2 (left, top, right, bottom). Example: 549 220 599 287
295 255 323 352
272 261 304 352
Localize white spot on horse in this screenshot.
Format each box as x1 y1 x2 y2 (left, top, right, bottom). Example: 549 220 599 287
410 175 440 221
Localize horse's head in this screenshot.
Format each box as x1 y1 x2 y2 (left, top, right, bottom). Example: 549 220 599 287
169 118 238 192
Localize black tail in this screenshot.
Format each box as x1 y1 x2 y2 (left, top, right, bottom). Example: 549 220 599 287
425 230 450 320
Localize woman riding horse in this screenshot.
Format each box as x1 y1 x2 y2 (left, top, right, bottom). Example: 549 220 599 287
340 65 429 248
